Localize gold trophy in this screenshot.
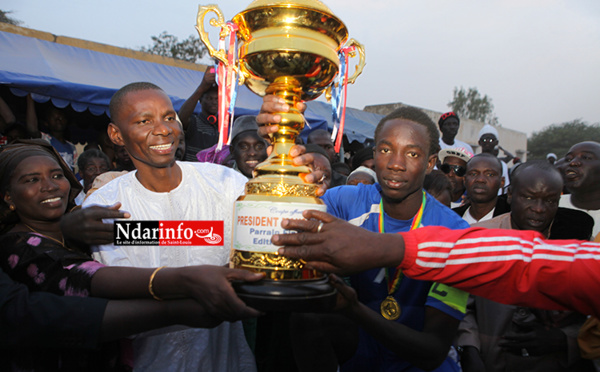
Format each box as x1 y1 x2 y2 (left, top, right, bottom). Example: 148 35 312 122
197 0 365 311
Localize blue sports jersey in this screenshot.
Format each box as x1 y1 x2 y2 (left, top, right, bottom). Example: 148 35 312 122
322 183 470 372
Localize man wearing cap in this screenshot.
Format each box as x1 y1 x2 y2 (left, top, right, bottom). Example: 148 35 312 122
439 147 474 208
478 124 510 194
547 153 557 165
178 70 220 161
228 115 268 179
438 112 474 155
346 166 377 186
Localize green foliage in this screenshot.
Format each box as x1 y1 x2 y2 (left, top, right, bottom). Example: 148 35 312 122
140 31 208 63
448 87 499 126
527 119 600 160
0 10 22 26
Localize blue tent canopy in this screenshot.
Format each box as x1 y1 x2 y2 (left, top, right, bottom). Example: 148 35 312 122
0 26 379 142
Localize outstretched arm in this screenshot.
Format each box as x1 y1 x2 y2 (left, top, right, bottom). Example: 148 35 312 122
90 265 264 321
0 266 220 349
100 298 221 342
274 211 600 317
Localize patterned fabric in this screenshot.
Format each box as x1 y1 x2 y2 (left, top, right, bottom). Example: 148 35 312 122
0 232 103 296
0 232 109 371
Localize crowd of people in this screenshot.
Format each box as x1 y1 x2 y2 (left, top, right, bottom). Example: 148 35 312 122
0 73 599 372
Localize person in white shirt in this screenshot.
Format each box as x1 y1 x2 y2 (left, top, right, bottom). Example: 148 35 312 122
437 112 474 155
478 124 510 195
83 82 260 371
558 141 600 240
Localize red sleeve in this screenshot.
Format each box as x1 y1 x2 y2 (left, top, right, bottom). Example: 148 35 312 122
399 226 600 317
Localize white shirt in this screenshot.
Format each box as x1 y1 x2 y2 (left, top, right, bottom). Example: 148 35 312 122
499 161 510 195
463 206 495 225
83 161 255 372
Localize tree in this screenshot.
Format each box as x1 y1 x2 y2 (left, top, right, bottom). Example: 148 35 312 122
0 10 22 26
527 119 600 160
448 87 499 126
140 31 208 63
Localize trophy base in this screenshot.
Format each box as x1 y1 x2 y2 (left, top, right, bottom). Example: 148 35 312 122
233 277 337 312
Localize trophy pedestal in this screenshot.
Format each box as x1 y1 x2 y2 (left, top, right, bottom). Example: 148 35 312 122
231 180 335 312
233 277 336 312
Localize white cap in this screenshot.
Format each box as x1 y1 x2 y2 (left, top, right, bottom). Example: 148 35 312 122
478 124 499 140
546 153 557 159
438 147 474 163
348 166 377 180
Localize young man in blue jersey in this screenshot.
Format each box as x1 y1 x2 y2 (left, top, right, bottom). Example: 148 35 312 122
259 98 470 371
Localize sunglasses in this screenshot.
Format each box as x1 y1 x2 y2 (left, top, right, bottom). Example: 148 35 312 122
440 163 466 177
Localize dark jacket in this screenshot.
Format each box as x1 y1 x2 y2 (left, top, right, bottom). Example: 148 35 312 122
452 194 511 219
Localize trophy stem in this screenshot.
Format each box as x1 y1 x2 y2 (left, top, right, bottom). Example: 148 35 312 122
253 77 307 173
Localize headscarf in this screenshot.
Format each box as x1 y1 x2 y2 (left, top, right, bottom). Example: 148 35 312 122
0 139 82 229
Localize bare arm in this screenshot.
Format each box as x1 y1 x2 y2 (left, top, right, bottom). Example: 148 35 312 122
0 96 16 132
100 298 221 341
25 94 41 138
90 265 264 321
178 69 216 130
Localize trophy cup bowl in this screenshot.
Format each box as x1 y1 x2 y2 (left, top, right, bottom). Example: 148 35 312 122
197 0 365 311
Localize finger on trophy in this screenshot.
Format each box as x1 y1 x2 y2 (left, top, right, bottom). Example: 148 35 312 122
280 215 321 232
257 123 278 146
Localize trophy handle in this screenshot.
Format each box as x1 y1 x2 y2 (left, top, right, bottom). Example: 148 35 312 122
196 5 229 66
344 38 366 85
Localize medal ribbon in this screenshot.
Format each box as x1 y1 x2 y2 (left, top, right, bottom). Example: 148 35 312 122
379 190 426 295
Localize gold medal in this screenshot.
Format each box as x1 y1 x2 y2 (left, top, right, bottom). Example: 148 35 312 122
380 296 401 320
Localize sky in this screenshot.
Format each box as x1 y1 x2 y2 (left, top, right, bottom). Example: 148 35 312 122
4 0 600 136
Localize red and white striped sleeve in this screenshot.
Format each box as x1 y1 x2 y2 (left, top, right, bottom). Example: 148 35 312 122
399 226 600 317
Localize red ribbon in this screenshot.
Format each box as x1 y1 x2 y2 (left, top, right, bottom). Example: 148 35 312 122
216 22 238 150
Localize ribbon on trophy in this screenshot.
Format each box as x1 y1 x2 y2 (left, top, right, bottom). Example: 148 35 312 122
215 21 239 151
330 44 356 154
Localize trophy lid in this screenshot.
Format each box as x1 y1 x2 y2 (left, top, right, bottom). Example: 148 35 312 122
244 0 334 14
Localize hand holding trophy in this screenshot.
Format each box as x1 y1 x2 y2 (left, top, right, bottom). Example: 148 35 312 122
197 0 365 311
